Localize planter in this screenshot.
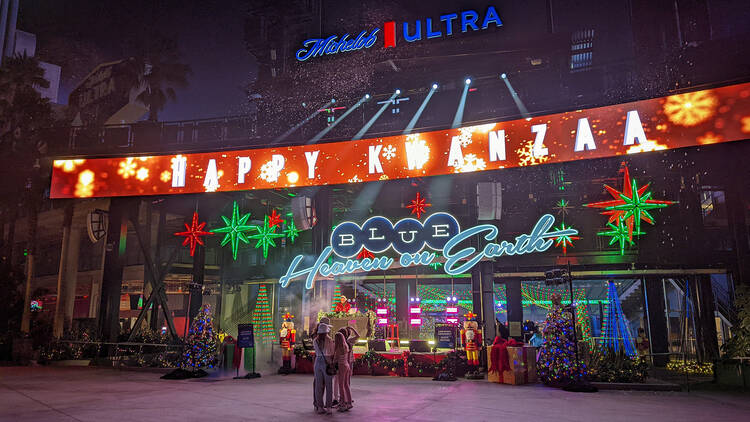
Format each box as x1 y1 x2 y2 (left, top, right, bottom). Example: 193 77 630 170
714 360 750 387
49 359 92 367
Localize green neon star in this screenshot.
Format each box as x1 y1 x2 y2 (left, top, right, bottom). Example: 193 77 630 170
553 223 580 255
554 198 572 219
597 217 645 256
605 178 674 236
213 201 255 260
429 252 443 270
249 216 285 259
284 219 300 243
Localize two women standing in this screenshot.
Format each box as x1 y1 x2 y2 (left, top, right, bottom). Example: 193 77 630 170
312 321 359 414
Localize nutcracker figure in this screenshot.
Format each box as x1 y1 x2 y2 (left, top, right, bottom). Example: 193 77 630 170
279 312 296 374
461 312 482 371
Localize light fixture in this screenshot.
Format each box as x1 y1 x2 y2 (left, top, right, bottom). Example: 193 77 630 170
395 89 401 95
500 73 507 79
465 78 471 85
365 94 370 99
432 83 438 89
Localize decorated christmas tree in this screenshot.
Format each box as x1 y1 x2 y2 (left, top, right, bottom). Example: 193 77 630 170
251 284 275 344
331 284 342 312
182 304 218 370
537 293 587 387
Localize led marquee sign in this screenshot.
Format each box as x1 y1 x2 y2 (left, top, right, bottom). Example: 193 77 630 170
50 82 750 199
278 212 578 289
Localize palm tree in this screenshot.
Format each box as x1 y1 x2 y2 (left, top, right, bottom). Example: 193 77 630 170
130 36 191 121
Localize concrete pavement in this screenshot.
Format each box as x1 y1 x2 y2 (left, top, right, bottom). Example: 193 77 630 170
0 367 748 421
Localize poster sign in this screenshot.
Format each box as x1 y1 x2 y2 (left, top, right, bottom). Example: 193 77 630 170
435 323 457 349
50 82 750 199
237 324 255 349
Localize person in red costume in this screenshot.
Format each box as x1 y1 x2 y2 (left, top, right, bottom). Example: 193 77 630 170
334 295 351 313
279 312 296 374
461 312 482 375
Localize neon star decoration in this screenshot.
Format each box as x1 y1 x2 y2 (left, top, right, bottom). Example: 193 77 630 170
284 219 300 243
268 209 284 228
356 248 374 260
406 192 431 219
584 164 675 240
214 201 255 260
597 217 645 255
553 199 572 219
175 212 214 257
553 223 580 255
249 216 285 259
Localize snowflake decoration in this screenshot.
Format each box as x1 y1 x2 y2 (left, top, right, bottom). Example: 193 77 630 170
259 160 280 183
382 145 397 160
284 219 300 243
663 91 717 127
249 216 285 259
584 164 675 240
160 171 172 183
378 175 390 181
74 170 95 198
598 217 644 256
697 131 723 145
357 248 374 260
406 192 431 219
117 158 137 178
625 139 668 154
516 140 550 166
348 175 362 183
213 201 255 260
268 209 284 228
553 223 580 255
53 159 85 173
175 212 214 257
454 153 486 173
457 126 474 147
136 167 149 181
554 199 573 219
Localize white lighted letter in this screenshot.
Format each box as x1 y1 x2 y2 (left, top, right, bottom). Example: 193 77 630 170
368 145 383 174
270 154 285 183
489 130 506 161
623 110 647 146
399 230 418 243
338 234 355 246
574 118 597 152
404 140 429 170
369 228 385 240
433 224 450 237
171 155 186 188
237 156 252 183
531 124 548 157
447 136 464 167
203 159 219 192
304 150 319 179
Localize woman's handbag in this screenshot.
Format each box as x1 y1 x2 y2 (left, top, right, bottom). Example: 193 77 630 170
325 358 338 376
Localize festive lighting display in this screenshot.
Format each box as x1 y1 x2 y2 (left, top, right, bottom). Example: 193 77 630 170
602 281 636 356
331 285 342 312
251 285 275 344
553 198 572 218
406 192 431 219
553 222 579 255
181 304 218 370
357 248 375 260
662 91 717 127
267 209 284 228
521 284 593 344
214 201 255 260
537 295 588 387
597 217 644 256
284 219 300 243
174 212 214 257
248 216 285 259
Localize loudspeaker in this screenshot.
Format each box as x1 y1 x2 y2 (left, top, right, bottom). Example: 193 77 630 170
291 195 316 230
477 182 501 220
409 340 430 352
368 339 387 352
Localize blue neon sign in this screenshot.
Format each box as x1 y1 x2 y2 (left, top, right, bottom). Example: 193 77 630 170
279 213 577 289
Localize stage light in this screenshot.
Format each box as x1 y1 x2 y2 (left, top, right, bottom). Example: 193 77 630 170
365 94 370 99
274 99 334 144
452 78 471 128
465 78 471 85
500 73 507 79
331 98 336 103
353 90 399 140
395 89 401 95
404 84 437 133
432 83 438 89
308 97 367 144
500 73 531 119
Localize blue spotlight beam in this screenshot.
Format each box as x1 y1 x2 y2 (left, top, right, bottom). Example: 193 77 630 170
353 92 398 140
451 82 470 129
274 100 333 144
404 87 436 134
308 96 367 144
501 76 530 118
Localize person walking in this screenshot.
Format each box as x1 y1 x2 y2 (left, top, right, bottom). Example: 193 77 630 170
333 331 352 412
312 322 334 414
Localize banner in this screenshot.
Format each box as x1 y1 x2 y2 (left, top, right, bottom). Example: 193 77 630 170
50 82 750 199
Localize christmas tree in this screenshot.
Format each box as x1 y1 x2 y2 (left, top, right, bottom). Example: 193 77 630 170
331 284 342 312
602 281 636 356
182 304 218 370
537 293 587 387
251 284 275 344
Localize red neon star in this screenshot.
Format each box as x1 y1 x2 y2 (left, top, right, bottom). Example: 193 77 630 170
268 209 284 228
406 192 431 219
175 212 214 257
357 248 374 260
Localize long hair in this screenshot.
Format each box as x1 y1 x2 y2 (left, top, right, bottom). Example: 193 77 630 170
334 331 346 355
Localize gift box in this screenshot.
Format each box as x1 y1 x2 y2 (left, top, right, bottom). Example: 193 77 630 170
524 346 538 383
487 345 503 383
502 370 526 385
507 346 525 371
